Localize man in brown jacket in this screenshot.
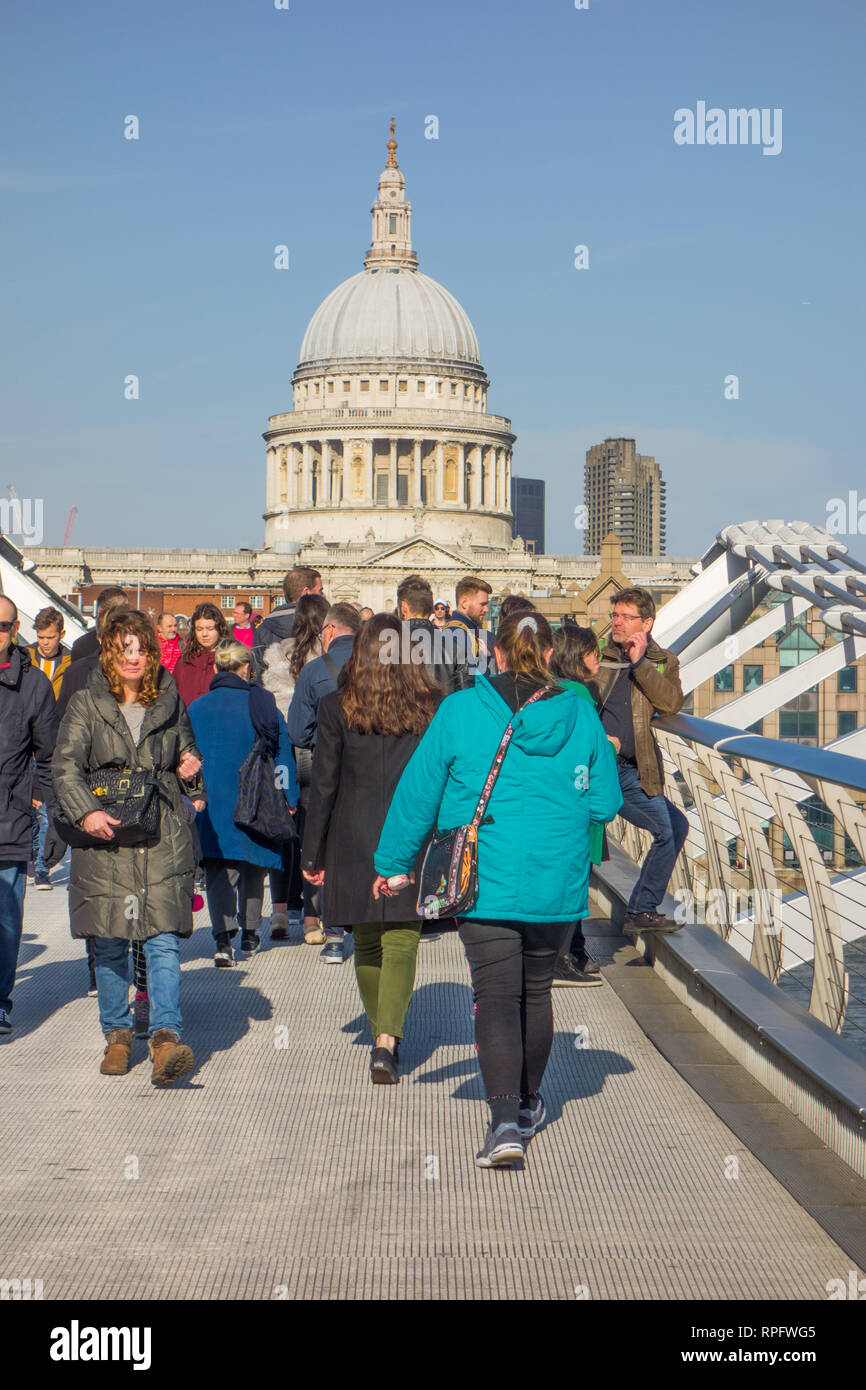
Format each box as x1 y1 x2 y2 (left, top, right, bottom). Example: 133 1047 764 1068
588 587 689 931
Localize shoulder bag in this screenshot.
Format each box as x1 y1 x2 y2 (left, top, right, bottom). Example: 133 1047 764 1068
416 686 557 920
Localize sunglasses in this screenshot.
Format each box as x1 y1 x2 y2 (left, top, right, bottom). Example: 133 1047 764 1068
0 621 16 632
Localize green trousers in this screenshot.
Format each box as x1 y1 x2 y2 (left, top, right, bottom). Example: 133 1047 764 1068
352 922 422 1040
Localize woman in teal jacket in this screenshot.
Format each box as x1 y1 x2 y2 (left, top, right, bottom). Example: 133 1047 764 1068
374 613 622 1168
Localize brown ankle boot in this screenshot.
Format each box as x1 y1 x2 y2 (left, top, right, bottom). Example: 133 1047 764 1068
148 1029 194 1087
100 1027 133 1075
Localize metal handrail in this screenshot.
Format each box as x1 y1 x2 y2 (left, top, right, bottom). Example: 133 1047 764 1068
653 712 866 794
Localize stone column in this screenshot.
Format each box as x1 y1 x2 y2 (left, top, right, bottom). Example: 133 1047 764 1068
434 441 445 504
365 439 374 501
389 438 398 505
504 451 511 513
469 444 482 510
265 444 276 505
342 441 351 505
301 442 312 508
290 445 300 509
457 442 466 508
495 449 504 510
320 440 329 506
413 439 422 503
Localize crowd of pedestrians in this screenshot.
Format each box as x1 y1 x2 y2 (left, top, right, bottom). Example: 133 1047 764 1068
0 566 686 1166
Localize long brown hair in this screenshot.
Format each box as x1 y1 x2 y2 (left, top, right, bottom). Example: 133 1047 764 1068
341 613 438 736
289 593 329 680
182 602 227 663
493 612 556 686
100 609 161 707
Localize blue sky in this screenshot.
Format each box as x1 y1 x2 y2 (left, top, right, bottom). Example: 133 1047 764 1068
2 0 864 560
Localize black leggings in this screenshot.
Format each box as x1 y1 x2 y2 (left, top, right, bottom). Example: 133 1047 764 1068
459 918 573 1128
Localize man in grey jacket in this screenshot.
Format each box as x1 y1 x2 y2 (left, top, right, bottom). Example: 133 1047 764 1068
0 596 59 1033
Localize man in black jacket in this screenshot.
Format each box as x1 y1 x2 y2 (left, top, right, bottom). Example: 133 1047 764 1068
0 596 59 1033
250 567 323 676
443 575 493 691
395 574 456 694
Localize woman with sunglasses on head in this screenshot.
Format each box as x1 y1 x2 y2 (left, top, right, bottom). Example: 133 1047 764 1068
52 608 203 1085
374 613 623 1166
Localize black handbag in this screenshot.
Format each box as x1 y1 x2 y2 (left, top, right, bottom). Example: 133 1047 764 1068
234 737 297 843
55 767 160 848
416 687 557 920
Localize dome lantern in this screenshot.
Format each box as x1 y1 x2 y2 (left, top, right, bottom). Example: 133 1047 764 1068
364 118 418 272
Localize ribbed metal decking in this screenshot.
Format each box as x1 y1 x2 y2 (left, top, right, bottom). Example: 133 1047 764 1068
2 876 863 1300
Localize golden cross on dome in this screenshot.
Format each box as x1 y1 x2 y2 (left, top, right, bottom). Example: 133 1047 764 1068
386 117 398 168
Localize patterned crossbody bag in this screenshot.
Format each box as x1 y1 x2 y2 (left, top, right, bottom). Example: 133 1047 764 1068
416 686 557 920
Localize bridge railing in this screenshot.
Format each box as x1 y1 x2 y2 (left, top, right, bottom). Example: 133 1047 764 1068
609 712 866 1043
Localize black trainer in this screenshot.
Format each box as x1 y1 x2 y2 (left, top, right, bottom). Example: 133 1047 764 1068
370 1047 399 1084
552 952 603 987
623 910 681 932
241 932 261 957
214 935 235 968
576 952 600 975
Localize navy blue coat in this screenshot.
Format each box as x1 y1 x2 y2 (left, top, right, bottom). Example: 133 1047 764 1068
285 634 355 750
189 684 299 869
0 647 58 858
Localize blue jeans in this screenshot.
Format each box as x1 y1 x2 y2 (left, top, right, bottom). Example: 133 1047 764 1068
617 763 690 914
31 804 49 875
0 862 27 1013
92 933 184 1038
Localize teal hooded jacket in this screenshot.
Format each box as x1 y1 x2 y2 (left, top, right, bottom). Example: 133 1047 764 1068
374 676 624 924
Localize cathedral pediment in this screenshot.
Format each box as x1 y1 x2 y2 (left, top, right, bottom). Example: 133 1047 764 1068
359 534 476 568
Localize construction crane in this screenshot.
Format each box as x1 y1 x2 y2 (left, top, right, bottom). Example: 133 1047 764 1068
62 506 77 547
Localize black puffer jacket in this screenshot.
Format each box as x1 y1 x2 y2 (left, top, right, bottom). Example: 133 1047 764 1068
52 665 201 940
0 646 58 860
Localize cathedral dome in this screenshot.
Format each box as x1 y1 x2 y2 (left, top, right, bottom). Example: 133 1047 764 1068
297 267 481 369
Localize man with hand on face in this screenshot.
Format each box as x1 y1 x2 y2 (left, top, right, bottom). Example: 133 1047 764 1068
588 587 688 932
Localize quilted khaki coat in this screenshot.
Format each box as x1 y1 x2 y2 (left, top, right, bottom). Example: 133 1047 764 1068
52 665 201 940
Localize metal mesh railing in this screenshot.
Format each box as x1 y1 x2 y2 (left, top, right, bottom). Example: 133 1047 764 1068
608 713 866 1046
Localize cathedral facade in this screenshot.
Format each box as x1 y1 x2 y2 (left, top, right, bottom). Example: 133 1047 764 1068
22 127 696 617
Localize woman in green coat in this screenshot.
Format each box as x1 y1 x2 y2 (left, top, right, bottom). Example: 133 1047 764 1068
52 609 203 1086
549 622 620 987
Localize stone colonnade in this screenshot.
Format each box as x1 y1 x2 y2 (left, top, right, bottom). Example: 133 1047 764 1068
266 437 512 513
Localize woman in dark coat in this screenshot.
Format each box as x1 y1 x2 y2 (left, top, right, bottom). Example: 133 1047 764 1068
301 613 444 1083
52 609 203 1086
173 602 227 708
